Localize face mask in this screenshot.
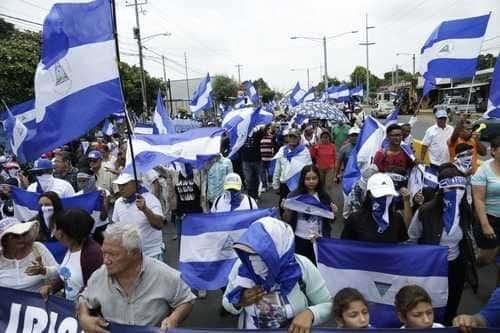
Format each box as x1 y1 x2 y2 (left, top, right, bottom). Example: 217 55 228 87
228 190 242 211
36 174 54 192
249 254 269 279
77 176 96 193
371 196 393 234
7 168 19 178
454 151 473 174
41 205 54 228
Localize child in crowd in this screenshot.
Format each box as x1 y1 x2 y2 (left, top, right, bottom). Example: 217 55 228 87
395 285 444 329
333 288 371 329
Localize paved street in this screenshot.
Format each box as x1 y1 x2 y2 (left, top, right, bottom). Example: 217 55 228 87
164 114 497 329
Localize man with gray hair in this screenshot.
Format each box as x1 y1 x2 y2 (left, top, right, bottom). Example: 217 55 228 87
77 223 195 332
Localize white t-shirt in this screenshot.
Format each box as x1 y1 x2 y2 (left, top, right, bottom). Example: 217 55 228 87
401 323 444 328
210 192 257 213
295 213 322 239
422 124 454 166
244 292 293 329
76 187 109 232
59 250 83 301
27 176 75 198
112 192 163 257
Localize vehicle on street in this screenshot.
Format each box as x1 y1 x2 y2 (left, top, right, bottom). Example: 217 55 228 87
371 101 394 118
433 96 477 115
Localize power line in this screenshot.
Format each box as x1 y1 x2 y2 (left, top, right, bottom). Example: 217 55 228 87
19 0 50 11
0 13 42 26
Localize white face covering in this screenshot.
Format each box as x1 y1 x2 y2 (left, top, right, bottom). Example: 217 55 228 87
7 168 19 178
36 174 54 192
249 254 269 279
41 205 54 228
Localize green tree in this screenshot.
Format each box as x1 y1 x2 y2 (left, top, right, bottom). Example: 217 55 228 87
252 78 276 103
211 75 239 104
0 20 41 106
350 66 381 94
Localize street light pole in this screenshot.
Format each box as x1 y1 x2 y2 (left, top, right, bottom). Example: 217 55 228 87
359 14 375 100
396 52 416 75
307 68 310 89
130 0 148 114
323 36 328 93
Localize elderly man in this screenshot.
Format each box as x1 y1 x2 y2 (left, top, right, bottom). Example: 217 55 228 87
112 173 164 260
77 223 196 332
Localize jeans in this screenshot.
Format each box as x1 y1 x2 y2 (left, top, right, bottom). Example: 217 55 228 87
260 161 272 189
242 160 262 199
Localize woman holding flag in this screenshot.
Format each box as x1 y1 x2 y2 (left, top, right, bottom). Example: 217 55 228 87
282 165 337 264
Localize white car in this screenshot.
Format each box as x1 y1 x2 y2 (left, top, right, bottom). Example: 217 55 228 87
371 101 394 118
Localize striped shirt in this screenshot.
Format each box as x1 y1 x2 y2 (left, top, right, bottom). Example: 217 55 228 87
260 135 274 161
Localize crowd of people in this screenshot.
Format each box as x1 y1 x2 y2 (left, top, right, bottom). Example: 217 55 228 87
0 108 498 333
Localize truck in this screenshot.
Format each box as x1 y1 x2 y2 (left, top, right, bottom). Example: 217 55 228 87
433 96 477 115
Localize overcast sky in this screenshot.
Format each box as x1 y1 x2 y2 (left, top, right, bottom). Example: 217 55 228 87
2 0 500 93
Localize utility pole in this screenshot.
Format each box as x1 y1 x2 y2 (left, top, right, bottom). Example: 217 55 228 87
412 53 416 76
322 36 328 93
161 55 170 109
235 64 243 84
126 0 148 115
395 64 399 86
307 68 310 89
184 52 190 102
359 14 375 101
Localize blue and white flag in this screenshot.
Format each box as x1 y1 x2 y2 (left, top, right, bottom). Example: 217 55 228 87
289 82 306 107
274 145 312 191
125 127 224 174
12 0 124 163
408 164 439 202
383 107 399 126
153 89 174 134
11 186 102 222
350 85 364 97
342 116 386 194
189 73 213 114
328 84 350 102
484 54 500 119
179 208 278 290
133 122 155 135
420 14 490 96
2 108 29 158
302 86 316 103
102 118 115 136
0 99 36 130
317 238 448 328
242 80 260 105
283 193 334 219
222 107 271 158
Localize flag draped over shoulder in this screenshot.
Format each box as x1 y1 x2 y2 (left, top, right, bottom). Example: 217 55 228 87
317 238 448 328
8 0 124 163
179 208 278 290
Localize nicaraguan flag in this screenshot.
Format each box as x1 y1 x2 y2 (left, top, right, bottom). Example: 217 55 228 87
420 14 490 96
383 106 399 126
153 89 174 134
408 164 439 201
350 85 364 97
124 127 224 174
189 73 213 114
179 208 278 290
342 116 385 194
133 123 155 135
11 187 102 222
0 99 37 130
328 84 350 101
2 108 29 160
101 118 115 136
302 86 316 103
16 0 124 163
317 238 448 328
283 193 334 219
275 144 312 191
484 54 500 119
222 107 270 158
289 82 306 107
242 80 260 105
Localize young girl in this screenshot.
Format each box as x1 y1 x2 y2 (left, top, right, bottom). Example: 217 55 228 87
333 288 370 329
282 165 337 263
395 285 444 329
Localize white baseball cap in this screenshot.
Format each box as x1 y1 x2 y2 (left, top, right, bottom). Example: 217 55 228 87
366 173 399 198
0 218 37 247
224 173 242 191
435 110 448 118
348 127 360 135
113 173 136 185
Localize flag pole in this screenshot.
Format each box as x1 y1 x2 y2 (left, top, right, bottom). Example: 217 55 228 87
110 0 139 185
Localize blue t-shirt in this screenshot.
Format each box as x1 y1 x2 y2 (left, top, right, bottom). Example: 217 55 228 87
471 159 500 218
480 288 500 327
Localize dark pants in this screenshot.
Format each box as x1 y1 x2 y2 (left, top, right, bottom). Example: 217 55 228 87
242 160 262 199
278 183 290 217
444 254 466 325
261 161 272 189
